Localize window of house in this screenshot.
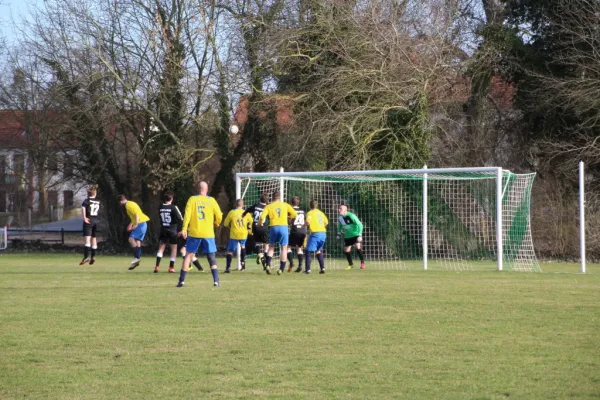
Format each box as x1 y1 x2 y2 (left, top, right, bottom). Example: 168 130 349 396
0 191 6 212
63 155 73 178
47 156 58 172
48 190 58 207
13 154 25 175
63 190 74 208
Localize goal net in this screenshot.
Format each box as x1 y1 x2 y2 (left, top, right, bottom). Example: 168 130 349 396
236 168 539 272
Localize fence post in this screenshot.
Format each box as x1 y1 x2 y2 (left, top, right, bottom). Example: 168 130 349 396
61 228 64 245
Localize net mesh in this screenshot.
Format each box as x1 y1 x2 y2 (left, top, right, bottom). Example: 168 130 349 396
238 170 539 272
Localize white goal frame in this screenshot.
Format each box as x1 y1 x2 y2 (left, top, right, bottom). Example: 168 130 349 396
236 167 511 271
0 226 7 251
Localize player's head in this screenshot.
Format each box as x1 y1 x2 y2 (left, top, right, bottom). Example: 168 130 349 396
117 194 127 205
163 191 174 204
309 199 318 210
338 203 348 216
196 181 209 195
259 193 268 204
272 191 281 201
236 198 244 209
291 196 300 207
87 185 97 197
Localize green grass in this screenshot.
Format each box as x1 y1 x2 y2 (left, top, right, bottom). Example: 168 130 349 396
0 254 599 399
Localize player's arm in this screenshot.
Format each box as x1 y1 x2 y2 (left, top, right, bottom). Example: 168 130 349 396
223 210 232 229
174 206 184 231
180 198 192 238
349 212 363 233
287 203 297 219
242 205 253 218
82 200 90 224
259 204 269 226
213 198 223 227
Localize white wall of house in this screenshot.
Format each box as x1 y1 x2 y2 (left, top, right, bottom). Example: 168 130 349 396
0 148 87 217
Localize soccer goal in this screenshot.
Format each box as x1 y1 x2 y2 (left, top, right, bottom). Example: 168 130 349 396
236 167 539 272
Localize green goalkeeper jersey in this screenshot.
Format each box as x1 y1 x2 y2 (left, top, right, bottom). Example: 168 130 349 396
337 212 363 238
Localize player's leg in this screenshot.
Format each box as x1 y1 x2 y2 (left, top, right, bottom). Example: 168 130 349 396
344 236 356 270
81 235 91 264
287 235 295 272
314 234 326 273
295 245 304 272
168 243 178 273
81 222 91 264
304 234 318 274
177 238 199 287
155 241 167 273
90 226 98 264
240 242 247 270
225 239 236 273
355 241 366 269
202 238 220 287
275 227 289 275
127 235 140 269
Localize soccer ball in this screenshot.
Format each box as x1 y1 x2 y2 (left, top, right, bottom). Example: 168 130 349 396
229 125 239 134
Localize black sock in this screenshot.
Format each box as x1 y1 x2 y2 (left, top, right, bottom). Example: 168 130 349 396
193 259 203 270
357 249 365 263
84 246 90 259
156 256 162 266
91 248 96 258
241 249 246 268
305 252 312 271
288 251 293 266
169 259 175 268
317 253 325 270
266 255 272 267
226 254 232 270
298 253 304 269
345 251 353 266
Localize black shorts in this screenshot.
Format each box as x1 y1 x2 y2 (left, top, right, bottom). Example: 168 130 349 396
159 229 179 245
344 236 361 247
83 221 98 237
289 231 307 247
253 226 268 244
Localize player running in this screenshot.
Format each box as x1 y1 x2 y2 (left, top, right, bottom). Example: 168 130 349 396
305 199 328 274
242 193 269 269
287 196 306 273
337 202 366 270
259 191 297 275
80 185 101 265
118 194 150 270
154 191 183 273
223 199 253 273
177 181 223 288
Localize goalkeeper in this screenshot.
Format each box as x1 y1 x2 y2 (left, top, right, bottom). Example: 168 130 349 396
337 203 366 270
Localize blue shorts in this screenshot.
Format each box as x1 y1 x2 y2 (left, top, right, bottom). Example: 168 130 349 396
227 239 247 252
129 222 148 241
185 237 217 255
306 232 326 252
269 226 289 246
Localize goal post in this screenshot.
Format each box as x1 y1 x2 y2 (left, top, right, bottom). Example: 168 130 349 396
235 167 539 272
0 226 7 251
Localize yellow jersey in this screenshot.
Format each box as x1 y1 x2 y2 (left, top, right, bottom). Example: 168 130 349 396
260 201 297 227
306 209 328 233
125 201 150 224
224 209 253 240
182 195 223 238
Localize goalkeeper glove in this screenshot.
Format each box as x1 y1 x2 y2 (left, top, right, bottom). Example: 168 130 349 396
357 235 363 243
336 233 341 240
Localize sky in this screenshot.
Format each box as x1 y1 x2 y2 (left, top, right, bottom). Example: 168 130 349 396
0 0 40 44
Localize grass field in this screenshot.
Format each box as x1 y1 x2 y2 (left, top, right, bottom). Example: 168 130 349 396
0 254 599 399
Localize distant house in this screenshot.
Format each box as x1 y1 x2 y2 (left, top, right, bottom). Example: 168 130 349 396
0 110 86 219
